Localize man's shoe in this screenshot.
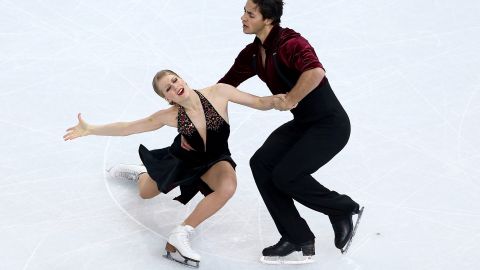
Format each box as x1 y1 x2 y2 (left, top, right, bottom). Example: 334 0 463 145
331 206 365 253
260 238 315 264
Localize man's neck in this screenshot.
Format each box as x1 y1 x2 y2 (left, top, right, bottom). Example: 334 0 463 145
256 24 274 44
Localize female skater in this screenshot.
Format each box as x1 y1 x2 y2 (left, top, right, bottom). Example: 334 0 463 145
63 69 285 267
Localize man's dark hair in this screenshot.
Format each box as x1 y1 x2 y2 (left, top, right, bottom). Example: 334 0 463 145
252 0 284 25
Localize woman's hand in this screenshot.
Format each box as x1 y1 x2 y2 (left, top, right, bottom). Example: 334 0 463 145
274 94 297 111
181 135 196 151
63 113 90 141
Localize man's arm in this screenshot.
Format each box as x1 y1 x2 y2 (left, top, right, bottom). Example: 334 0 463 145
283 67 325 108
277 32 326 108
218 44 257 87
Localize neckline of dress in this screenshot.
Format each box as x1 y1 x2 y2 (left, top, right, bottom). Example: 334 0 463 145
178 90 230 152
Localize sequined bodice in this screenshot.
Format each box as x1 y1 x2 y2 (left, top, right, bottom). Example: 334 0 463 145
176 90 230 156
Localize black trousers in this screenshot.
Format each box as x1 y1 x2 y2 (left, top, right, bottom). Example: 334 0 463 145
250 115 359 244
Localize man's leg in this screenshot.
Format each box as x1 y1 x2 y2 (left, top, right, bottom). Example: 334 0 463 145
250 120 315 244
271 123 359 216
269 123 361 251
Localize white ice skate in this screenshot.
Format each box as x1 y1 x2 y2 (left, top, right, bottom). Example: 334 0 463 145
106 164 146 183
164 225 201 268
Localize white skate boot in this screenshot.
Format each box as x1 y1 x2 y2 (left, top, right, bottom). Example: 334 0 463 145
164 224 201 268
106 164 146 183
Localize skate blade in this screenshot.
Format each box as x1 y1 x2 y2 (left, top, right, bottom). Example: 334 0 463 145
164 251 200 268
260 251 315 265
341 206 365 254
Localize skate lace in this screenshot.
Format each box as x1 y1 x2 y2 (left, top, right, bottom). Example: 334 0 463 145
178 230 194 251
116 170 138 182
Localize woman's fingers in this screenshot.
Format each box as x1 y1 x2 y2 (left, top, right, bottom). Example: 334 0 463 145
65 132 79 141
64 113 85 141
63 131 73 140
180 135 196 151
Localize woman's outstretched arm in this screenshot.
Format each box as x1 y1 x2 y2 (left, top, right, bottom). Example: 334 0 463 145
63 107 177 141
216 83 293 111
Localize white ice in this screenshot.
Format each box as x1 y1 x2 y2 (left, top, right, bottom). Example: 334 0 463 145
1 0 480 269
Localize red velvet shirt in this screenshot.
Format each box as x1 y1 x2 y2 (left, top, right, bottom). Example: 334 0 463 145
218 25 324 94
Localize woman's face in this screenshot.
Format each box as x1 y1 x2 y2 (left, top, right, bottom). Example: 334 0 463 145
157 74 190 104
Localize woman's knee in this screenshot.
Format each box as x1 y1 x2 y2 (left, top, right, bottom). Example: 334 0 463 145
139 187 160 199
138 174 160 199
139 190 155 199
216 176 237 200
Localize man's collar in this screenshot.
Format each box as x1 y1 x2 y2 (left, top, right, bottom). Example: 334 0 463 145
254 24 282 51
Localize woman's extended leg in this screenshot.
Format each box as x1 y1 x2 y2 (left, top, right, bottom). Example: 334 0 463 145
108 164 161 199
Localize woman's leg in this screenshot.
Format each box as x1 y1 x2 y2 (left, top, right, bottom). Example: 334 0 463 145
137 173 161 199
183 161 237 228
165 161 235 265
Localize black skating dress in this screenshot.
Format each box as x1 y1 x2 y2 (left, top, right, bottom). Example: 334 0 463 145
138 90 236 204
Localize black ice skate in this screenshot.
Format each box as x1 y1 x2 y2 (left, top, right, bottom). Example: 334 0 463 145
331 206 364 254
260 238 315 265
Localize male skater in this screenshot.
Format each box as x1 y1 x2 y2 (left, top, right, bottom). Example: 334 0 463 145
184 0 364 264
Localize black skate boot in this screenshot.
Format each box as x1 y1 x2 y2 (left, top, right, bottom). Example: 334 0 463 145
260 238 315 265
331 206 364 254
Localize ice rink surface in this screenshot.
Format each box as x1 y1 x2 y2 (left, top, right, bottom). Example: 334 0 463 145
1 0 480 269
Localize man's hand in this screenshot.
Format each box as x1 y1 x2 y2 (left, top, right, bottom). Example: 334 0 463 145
274 93 297 111
181 135 195 151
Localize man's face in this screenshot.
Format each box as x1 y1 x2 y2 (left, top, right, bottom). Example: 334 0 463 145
241 0 269 35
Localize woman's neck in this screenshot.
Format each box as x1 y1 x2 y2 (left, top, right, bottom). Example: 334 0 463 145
180 89 202 112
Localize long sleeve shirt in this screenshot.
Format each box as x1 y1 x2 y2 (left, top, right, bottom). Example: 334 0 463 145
218 24 324 94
